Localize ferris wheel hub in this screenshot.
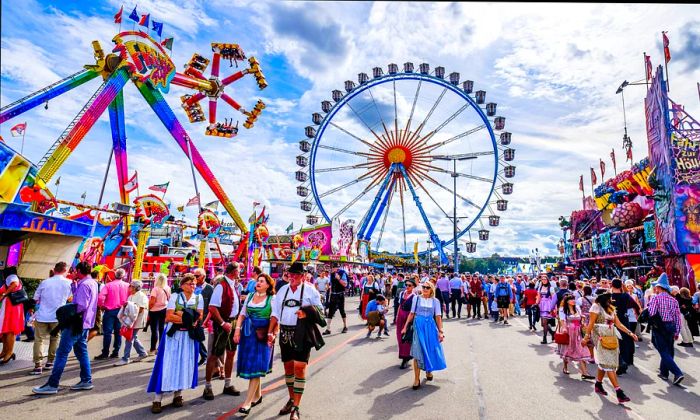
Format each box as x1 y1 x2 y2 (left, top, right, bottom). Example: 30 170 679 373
387 147 407 163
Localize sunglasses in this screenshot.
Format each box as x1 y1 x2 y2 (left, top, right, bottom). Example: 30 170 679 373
421 285 431 290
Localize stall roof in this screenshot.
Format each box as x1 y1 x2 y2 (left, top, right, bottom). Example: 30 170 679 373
0 202 91 245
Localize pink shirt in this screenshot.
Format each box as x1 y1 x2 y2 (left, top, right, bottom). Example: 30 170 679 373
149 286 171 312
98 279 130 310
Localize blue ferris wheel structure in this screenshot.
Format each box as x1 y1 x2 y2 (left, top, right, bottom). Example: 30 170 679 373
295 62 515 264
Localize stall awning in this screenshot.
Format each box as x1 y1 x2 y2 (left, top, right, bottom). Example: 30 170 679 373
0 202 91 245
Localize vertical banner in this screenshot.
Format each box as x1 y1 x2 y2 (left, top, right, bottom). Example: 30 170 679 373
413 241 419 264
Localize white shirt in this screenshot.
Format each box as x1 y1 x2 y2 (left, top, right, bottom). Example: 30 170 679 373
128 291 149 329
33 275 72 323
271 282 322 326
209 277 240 318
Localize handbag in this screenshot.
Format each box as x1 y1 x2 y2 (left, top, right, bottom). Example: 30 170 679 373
600 335 618 350
8 279 29 305
119 325 134 341
554 325 570 345
401 322 414 343
255 327 268 342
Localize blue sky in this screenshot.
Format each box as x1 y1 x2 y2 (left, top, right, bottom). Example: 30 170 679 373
2 1 700 257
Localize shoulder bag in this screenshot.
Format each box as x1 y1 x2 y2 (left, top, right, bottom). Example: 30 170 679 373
553 314 570 345
8 279 29 305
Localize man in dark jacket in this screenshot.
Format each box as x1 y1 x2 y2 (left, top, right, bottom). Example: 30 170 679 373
194 268 214 365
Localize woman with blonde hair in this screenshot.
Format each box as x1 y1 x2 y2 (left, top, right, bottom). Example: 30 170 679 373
400 281 446 390
360 274 381 321
148 273 171 355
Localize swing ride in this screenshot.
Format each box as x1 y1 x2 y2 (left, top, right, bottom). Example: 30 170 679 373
296 63 515 264
0 30 267 275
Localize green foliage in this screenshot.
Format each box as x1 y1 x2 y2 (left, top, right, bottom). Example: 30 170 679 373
459 253 506 274
21 278 43 299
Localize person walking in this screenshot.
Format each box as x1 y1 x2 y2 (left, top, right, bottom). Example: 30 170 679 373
95 268 129 360
268 262 323 420
556 294 594 379
360 274 381 321
582 293 638 403
193 268 213 364
392 273 406 324
469 274 483 319
203 263 242 400
29 262 72 375
233 273 276 416
610 278 640 374
676 287 696 347
32 261 98 394
114 280 149 366
522 282 539 331
0 266 26 364
400 281 446 390
494 276 513 325
536 275 557 344
435 274 451 318
323 266 348 335
647 274 685 385
147 273 203 413
449 273 463 319
396 279 416 369
148 273 171 356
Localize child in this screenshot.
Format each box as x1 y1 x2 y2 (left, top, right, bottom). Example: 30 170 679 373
365 295 389 338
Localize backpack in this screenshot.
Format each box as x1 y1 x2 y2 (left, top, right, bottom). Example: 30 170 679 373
496 283 510 298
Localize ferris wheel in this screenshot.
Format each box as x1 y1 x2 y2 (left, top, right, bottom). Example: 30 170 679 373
295 63 515 263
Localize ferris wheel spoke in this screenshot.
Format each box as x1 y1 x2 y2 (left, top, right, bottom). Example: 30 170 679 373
319 173 372 199
403 80 422 141
424 175 482 210
407 172 452 220
410 88 447 141
410 103 470 149
399 179 407 253
422 125 487 153
346 101 393 151
375 184 396 249
427 165 494 183
318 144 380 158
316 162 374 173
329 121 381 152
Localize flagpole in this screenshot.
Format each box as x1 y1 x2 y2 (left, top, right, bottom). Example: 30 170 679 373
185 137 202 213
643 52 649 91
581 177 586 210
90 148 114 238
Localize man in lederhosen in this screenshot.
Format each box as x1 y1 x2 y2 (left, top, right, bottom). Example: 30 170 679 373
203 263 241 400
268 262 322 420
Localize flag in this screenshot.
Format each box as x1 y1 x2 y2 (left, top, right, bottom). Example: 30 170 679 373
149 182 169 193
204 200 219 211
590 167 597 185
600 159 606 180
186 195 200 207
644 53 653 81
610 149 617 174
177 205 185 212
253 201 260 207
10 122 26 137
81 191 87 199
124 171 138 193
55 176 61 186
413 241 419 264
128 6 139 22
626 147 633 162
248 211 256 224
114 5 123 24
662 31 671 63
139 13 150 28
151 20 163 37
161 37 173 51
578 175 584 192
285 222 293 234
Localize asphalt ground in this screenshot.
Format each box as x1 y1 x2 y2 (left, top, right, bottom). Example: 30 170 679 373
0 296 697 419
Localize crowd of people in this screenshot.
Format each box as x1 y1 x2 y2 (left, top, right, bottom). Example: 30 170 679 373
1 260 698 415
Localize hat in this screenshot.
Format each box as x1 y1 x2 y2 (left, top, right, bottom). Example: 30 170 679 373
651 273 672 292
288 262 305 274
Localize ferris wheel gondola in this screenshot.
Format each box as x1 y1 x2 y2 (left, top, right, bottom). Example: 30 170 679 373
294 62 515 262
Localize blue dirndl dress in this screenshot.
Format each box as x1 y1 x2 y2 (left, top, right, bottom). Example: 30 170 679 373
237 295 274 379
147 293 201 394
410 296 447 372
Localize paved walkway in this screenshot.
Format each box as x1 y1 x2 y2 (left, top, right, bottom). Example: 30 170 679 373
0 297 697 419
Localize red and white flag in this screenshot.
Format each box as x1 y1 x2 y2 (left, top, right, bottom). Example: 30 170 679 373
610 149 617 174
600 159 606 180
578 175 584 192
114 5 123 24
253 201 261 207
148 182 169 193
10 122 27 137
124 171 138 193
186 195 200 207
662 31 671 64
590 167 597 185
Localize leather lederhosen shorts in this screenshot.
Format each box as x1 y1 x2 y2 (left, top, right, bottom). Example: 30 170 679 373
212 318 237 356
279 325 311 363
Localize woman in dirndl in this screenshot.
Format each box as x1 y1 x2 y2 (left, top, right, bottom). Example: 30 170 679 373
233 273 276 416
582 293 638 404
556 294 594 379
536 275 556 344
147 274 203 413
395 279 416 370
359 274 380 321
401 281 446 390
0 266 25 364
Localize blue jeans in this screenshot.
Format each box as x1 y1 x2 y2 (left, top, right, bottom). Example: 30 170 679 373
514 293 522 315
652 322 683 378
48 328 91 387
122 328 147 361
101 308 122 356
